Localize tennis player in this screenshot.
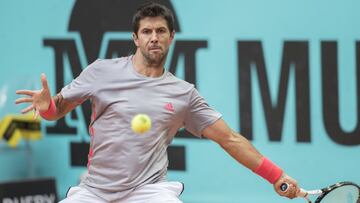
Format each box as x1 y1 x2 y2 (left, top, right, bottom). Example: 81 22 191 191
15 2 300 202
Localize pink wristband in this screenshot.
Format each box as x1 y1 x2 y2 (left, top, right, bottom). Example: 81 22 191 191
39 99 57 119
253 157 283 184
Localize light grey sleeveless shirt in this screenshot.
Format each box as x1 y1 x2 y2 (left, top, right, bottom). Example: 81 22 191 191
61 56 222 201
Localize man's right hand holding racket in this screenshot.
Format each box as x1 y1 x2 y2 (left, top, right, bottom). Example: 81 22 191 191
275 173 301 199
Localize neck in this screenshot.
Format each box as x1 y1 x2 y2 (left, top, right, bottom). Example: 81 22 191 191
132 51 165 78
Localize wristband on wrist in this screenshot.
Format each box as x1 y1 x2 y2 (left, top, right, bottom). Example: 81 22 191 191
253 157 283 184
39 99 57 120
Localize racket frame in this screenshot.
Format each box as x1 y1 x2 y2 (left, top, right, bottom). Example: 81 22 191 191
280 181 360 203
311 181 360 203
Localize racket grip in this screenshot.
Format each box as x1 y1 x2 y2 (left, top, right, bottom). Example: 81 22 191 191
297 189 308 197
280 183 288 191
280 183 308 198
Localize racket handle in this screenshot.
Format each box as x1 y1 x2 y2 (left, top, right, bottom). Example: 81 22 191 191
280 183 289 191
297 188 308 197
280 183 308 198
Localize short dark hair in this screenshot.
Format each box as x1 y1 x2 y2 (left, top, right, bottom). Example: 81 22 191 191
132 2 175 34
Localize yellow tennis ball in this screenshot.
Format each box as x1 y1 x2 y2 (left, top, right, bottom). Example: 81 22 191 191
131 114 152 134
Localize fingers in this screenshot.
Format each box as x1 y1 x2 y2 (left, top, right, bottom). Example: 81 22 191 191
275 173 300 199
285 184 298 199
16 73 49 95
296 187 302 196
21 104 35 114
15 97 33 104
33 108 39 120
278 184 297 199
41 73 49 91
16 90 35 96
16 74 50 115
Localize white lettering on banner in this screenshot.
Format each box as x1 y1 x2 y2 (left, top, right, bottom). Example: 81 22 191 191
2 198 14 203
2 194 55 203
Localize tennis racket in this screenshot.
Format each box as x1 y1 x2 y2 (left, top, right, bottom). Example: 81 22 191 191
280 181 360 203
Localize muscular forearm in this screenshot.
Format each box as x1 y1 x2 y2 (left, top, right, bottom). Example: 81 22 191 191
203 119 284 182
203 120 298 197
219 130 263 171
202 120 263 170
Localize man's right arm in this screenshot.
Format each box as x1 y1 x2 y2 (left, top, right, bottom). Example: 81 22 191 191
46 93 80 121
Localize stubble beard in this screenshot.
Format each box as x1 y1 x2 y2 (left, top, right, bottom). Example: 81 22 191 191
142 48 168 67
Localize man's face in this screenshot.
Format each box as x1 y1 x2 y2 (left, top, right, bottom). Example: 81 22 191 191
133 16 175 66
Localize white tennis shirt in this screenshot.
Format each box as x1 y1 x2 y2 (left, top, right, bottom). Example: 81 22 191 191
61 55 222 201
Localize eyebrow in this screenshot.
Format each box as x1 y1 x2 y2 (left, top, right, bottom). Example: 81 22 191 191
140 25 168 30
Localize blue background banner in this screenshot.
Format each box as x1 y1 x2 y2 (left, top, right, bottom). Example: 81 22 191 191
0 1 359 202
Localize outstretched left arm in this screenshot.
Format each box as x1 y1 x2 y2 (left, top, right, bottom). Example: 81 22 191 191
202 119 262 170
202 118 300 199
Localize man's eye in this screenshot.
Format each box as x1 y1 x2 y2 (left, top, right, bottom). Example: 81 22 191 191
142 30 151 34
157 29 166 34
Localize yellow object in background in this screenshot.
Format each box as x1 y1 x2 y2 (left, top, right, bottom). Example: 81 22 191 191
0 114 41 148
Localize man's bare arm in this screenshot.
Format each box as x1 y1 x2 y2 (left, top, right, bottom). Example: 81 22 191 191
202 119 299 199
202 119 262 170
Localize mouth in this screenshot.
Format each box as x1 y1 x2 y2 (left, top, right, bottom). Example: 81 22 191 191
149 46 162 51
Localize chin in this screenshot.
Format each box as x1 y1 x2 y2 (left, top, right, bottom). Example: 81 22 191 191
149 54 164 61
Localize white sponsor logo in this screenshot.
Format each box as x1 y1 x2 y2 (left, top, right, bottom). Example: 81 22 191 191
2 194 55 203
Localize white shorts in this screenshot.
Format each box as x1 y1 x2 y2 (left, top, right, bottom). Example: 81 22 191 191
59 181 184 203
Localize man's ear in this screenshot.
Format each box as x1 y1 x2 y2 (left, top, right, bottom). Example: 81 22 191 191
133 32 139 47
169 31 175 43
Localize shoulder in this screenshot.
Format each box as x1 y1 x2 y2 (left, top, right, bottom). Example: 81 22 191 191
90 56 131 69
164 71 195 91
82 56 132 76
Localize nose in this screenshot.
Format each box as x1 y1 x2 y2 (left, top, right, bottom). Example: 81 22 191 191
150 31 158 43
